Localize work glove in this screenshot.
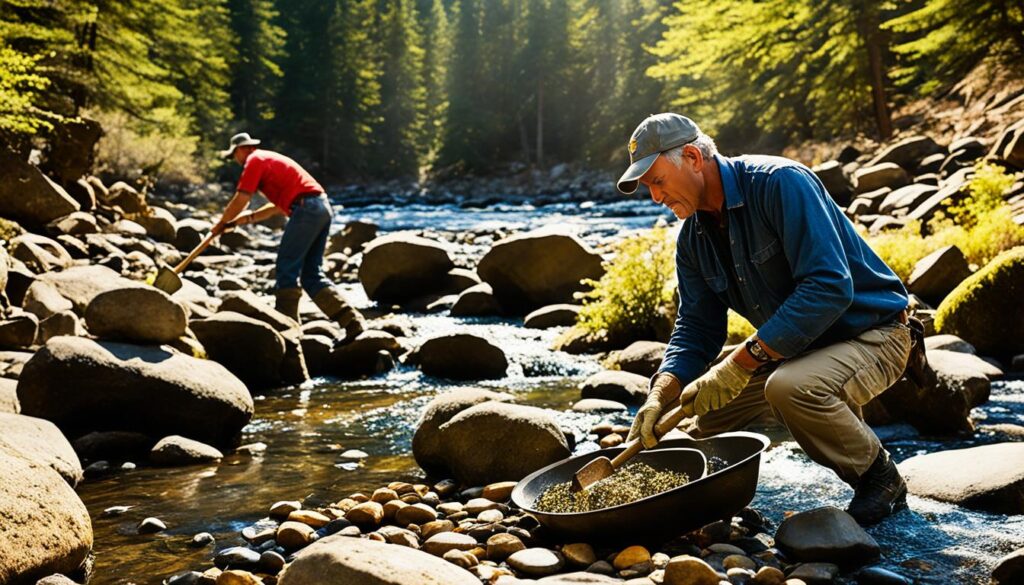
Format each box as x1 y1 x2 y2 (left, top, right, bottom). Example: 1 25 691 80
691 357 754 417
627 373 682 449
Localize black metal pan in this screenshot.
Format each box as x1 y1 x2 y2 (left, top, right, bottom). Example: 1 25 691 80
511 431 771 545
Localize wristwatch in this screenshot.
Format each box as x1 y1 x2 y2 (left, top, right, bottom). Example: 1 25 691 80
745 338 773 363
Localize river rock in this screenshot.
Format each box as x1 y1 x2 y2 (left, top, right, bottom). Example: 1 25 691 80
150 435 224 466
213 546 261 569
47 211 98 236
450 283 502 316
562 543 597 567
17 336 253 448
869 348 993 433
907 245 971 305
134 206 178 243
507 548 564 577
9 234 72 274
524 304 581 329
22 281 73 320
853 163 909 195
359 234 455 303
300 334 332 376
663 555 720 585
572 398 627 413
34 265 133 314
775 507 879 568
580 370 648 405
410 333 508 380
991 117 1024 168
328 220 378 255
486 533 526 561
436 401 570 485
855 566 912 585
900 442 1024 513
71 430 153 461
0 151 81 228
869 135 943 171
0 412 82 486
328 331 402 377
219 290 298 332
279 534 478 585
412 388 514 475
394 502 437 526
878 184 937 216
811 160 852 205
85 285 188 344
0 313 38 348
477 230 604 313
0 450 92 583
788 562 839 584
277 521 315 550
0 378 18 413
935 246 1024 356
345 502 384 527
191 312 286 389
174 218 213 252
603 341 666 377
993 547 1024 585
923 334 975 354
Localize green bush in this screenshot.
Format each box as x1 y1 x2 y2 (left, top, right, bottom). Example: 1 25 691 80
726 310 755 344
91 109 209 186
866 162 1024 279
576 228 676 341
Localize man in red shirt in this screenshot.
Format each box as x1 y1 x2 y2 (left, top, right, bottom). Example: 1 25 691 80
212 132 365 340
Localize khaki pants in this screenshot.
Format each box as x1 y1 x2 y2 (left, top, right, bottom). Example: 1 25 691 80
691 322 912 483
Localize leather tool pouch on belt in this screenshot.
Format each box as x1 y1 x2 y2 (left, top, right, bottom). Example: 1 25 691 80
902 316 934 390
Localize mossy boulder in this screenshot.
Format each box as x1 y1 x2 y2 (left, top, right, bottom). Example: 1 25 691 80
934 246 1024 356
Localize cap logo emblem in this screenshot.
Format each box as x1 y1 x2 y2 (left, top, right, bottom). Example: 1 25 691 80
628 139 638 155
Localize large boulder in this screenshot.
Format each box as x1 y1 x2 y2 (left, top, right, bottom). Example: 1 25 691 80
477 230 604 313
899 442 1024 514
9 234 73 274
34 265 133 314
993 548 1024 585
16 336 253 448
412 388 514 475
191 312 286 389
0 151 80 228
775 507 879 569
524 304 580 329
85 286 188 344
603 341 666 377
218 290 298 332
133 207 178 243
435 401 571 485
867 135 943 171
22 281 73 320
811 160 853 206
0 313 38 349
935 246 1024 356
358 234 455 303
0 450 92 584
105 181 147 214
277 534 478 585
0 412 82 486
39 117 102 186
410 333 508 380
868 349 994 434
877 184 937 216
906 245 971 305
579 370 649 405
328 331 402 377
853 163 910 195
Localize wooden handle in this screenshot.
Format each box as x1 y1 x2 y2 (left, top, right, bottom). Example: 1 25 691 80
608 396 694 469
173 232 218 273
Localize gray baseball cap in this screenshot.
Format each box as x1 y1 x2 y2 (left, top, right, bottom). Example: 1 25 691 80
220 132 261 158
616 113 701 194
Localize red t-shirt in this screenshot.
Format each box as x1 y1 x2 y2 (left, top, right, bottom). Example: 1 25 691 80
237 149 324 215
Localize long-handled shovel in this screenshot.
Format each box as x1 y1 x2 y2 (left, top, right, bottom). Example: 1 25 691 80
152 232 218 294
571 388 699 492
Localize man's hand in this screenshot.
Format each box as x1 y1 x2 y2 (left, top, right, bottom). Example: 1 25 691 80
691 356 755 416
627 373 682 449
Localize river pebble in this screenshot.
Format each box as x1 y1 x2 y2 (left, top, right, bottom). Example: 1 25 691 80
507 547 565 577
486 532 526 561
191 532 215 547
137 517 166 534
276 521 314 550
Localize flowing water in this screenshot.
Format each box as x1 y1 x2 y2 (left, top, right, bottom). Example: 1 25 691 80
75 199 1024 584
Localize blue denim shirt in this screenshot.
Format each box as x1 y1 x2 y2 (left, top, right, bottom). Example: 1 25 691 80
658 154 908 385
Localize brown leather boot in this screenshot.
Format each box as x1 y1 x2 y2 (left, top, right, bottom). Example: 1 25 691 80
274 287 303 324
312 286 366 343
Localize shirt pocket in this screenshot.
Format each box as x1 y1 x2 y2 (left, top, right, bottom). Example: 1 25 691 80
703 274 728 293
749 237 792 296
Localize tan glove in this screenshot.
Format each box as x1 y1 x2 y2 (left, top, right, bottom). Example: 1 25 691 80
627 373 682 449
691 358 754 416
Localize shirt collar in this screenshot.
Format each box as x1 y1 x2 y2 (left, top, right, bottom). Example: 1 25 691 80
715 153 745 210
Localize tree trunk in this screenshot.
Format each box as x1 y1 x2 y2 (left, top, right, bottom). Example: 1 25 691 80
859 7 892 140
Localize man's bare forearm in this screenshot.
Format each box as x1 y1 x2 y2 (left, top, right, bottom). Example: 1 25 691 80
215 191 253 229
234 202 281 225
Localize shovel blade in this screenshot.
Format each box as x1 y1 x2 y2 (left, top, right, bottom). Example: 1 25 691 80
571 456 614 492
152 265 182 294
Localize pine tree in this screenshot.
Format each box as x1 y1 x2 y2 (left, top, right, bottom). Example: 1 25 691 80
373 0 427 176
421 0 452 164
227 0 285 131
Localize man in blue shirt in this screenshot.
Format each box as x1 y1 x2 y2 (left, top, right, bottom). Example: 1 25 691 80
618 113 913 526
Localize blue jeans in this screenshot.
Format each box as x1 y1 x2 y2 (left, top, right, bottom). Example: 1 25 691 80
276 194 333 295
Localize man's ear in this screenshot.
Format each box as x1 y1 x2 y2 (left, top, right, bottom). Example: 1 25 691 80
683 144 704 172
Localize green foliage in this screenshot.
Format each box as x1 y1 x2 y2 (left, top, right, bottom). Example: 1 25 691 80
576 228 675 339
0 217 25 245
726 310 755 345
228 0 285 131
92 109 206 185
887 0 1024 95
866 163 1024 280
0 45 56 137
